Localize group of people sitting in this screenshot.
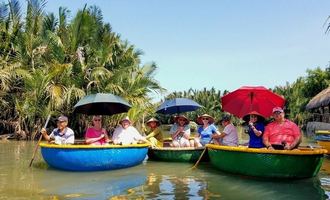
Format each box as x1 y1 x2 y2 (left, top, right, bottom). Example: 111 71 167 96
41 115 149 145
41 106 302 150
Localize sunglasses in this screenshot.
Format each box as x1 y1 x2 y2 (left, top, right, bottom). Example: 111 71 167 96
178 119 186 121
94 119 101 121
202 118 209 120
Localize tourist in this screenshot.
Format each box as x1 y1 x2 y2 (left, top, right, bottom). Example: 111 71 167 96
192 114 220 147
41 115 74 145
112 116 149 145
244 111 265 148
263 107 301 150
212 114 238 146
170 115 191 147
145 117 163 147
85 115 110 145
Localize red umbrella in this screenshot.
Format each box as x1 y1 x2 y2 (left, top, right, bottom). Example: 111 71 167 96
221 86 285 118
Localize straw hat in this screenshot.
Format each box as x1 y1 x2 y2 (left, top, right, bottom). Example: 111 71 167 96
197 114 215 125
146 117 160 126
174 115 189 125
243 111 265 122
120 116 132 124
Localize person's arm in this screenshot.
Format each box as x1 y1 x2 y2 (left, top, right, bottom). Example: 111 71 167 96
170 125 182 140
212 124 226 140
41 128 50 141
146 129 158 139
103 129 111 143
85 135 105 144
182 125 191 139
112 127 121 144
41 128 53 142
249 122 262 137
285 123 301 150
132 127 150 144
85 128 103 144
212 132 226 139
263 126 274 150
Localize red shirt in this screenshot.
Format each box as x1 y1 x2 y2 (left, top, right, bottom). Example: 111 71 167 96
263 119 301 146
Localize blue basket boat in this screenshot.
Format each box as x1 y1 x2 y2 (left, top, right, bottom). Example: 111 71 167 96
39 143 149 171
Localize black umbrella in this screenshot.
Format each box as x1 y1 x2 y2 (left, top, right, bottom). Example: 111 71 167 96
156 98 202 115
74 93 131 115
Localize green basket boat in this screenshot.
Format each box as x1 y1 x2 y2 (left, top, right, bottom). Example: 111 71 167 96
148 147 207 162
207 144 327 179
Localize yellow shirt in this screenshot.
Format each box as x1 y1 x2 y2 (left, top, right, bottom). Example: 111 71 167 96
146 127 163 142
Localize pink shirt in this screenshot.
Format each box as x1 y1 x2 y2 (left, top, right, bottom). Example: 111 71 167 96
263 119 301 146
85 127 107 145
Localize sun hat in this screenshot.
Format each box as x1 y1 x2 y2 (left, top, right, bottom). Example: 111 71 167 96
57 115 68 122
197 114 215 125
272 107 284 113
146 117 160 126
243 111 265 122
120 116 132 124
174 115 189 125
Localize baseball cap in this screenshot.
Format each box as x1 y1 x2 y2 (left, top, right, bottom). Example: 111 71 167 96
272 107 284 113
220 114 231 122
57 115 68 122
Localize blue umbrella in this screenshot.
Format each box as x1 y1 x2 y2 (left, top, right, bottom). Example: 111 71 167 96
156 98 202 114
74 93 131 115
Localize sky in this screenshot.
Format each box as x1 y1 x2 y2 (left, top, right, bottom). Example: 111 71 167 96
21 0 330 100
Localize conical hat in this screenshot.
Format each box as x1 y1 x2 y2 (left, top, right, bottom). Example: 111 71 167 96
197 114 215 125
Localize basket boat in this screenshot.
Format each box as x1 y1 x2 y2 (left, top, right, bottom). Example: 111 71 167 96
39 143 149 171
148 147 207 162
207 144 327 178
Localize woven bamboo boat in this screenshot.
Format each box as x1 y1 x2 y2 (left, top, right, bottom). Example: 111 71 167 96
148 147 207 162
39 143 149 171
315 130 330 153
207 144 327 178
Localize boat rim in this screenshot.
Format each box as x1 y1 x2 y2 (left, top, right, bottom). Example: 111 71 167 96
150 147 205 151
206 144 328 155
39 142 149 149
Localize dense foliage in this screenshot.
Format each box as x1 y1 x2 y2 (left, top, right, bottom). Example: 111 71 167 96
0 0 165 138
274 67 330 125
0 1 329 139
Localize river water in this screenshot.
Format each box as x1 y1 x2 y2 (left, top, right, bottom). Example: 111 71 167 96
0 140 330 200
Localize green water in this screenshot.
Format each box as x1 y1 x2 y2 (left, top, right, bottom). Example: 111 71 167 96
0 140 330 200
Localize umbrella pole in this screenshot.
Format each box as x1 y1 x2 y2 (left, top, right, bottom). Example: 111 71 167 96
29 114 51 167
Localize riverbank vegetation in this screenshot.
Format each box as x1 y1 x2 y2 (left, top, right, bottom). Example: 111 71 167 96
160 67 330 127
0 1 329 139
0 1 164 138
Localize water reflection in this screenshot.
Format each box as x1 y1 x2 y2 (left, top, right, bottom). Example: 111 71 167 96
1 141 330 199
203 165 327 200
38 167 147 200
135 162 327 200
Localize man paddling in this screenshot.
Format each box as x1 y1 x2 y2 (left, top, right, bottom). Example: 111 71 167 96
41 115 75 145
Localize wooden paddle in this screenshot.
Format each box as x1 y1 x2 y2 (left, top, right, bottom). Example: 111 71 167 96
191 138 213 169
29 115 51 167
